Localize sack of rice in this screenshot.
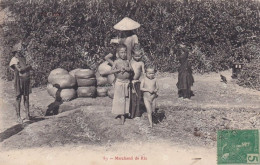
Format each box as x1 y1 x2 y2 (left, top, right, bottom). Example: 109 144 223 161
96 72 108 86
97 76 108 86
107 87 114 99
49 74 76 88
77 78 97 87
97 61 112 76
75 69 95 79
77 86 97 98
69 68 82 77
61 88 77 101
47 83 58 98
97 87 108 97
48 68 69 83
46 84 76 101
107 74 115 84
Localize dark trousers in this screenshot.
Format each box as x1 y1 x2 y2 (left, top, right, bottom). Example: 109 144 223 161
130 81 142 118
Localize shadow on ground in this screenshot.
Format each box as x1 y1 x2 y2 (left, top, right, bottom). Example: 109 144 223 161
0 117 45 142
152 110 166 124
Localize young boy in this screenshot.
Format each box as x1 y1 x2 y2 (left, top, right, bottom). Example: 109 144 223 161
9 43 33 123
111 44 133 125
140 65 159 128
130 44 145 119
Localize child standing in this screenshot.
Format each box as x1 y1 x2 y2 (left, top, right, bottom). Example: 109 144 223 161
130 44 145 119
140 65 159 128
112 44 133 125
9 42 33 123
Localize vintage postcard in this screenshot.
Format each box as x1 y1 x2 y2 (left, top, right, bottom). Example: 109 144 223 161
0 0 259 165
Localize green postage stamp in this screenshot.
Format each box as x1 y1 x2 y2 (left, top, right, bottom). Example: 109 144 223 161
218 130 260 165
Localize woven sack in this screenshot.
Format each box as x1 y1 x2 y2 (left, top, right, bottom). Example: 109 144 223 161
97 87 108 97
77 78 97 87
69 68 82 77
48 68 69 83
107 87 114 99
49 74 76 88
107 74 115 84
75 69 95 79
97 61 112 76
46 83 58 98
60 88 77 101
77 86 97 98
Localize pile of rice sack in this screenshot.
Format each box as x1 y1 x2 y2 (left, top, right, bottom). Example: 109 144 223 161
47 68 77 101
75 69 97 98
97 61 115 98
47 62 116 101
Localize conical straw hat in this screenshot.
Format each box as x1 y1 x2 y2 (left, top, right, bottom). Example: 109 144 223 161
113 17 140 31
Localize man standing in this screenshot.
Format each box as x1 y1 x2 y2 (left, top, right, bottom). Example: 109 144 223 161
9 42 32 123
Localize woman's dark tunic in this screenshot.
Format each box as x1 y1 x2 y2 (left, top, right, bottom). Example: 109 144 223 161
176 48 194 98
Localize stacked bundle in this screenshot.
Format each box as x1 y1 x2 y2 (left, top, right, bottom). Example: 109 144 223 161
47 68 77 101
107 86 115 99
75 69 97 97
97 61 115 98
69 68 82 78
96 72 109 97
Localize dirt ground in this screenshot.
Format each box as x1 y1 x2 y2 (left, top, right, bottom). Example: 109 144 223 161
0 70 260 165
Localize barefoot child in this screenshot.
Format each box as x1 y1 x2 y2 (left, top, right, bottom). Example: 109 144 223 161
9 42 33 123
140 65 159 127
130 44 145 119
112 44 133 125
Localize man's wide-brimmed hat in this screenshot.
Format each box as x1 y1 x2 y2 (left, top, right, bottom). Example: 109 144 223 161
12 42 22 53
113 17 140 31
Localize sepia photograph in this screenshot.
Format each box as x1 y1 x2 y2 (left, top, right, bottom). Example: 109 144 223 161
0 0 259 164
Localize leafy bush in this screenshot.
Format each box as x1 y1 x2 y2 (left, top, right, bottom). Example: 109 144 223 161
237 41 260 90
0 0 259 88
238 60 260 91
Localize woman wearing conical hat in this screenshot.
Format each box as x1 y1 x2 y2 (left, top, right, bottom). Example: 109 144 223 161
109 17 140 61
100 17 140 79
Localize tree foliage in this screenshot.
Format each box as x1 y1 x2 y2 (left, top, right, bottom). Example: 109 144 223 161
0 0 259 88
